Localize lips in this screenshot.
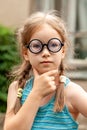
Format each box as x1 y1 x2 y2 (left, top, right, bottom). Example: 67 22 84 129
40 61 52 63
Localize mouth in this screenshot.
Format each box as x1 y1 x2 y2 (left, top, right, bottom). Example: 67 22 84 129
40 61 53 64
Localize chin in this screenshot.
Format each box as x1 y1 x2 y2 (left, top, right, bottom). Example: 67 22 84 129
39 68 57 74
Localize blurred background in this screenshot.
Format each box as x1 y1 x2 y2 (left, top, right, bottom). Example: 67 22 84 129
0 0 87 130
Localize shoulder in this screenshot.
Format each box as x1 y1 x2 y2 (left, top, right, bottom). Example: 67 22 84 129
8 80 19 100
7 81 19 100
66 80 85 94
6 81 19 114
8 81 18 96
66 80 87 116
8 81 18 91
69 80 87 101
65 79 85 103
65 80 85 98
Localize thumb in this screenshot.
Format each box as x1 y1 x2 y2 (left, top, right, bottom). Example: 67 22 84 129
33 68 40 78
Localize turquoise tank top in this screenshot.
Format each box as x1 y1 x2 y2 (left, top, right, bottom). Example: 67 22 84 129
21 76 78 130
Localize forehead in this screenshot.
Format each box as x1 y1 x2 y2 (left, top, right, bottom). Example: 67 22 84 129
30 24 62 42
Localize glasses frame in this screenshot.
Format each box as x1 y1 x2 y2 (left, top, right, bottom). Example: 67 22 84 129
26 38 64 54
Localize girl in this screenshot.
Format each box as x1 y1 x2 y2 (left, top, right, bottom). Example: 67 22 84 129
4 11 87 130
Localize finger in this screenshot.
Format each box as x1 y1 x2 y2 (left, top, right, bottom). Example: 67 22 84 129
52 80 56 85
33 68 40 78
52 85 56 90
50 76 55 81
50 82 57 90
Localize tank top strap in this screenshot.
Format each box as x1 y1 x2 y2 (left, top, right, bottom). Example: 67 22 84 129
64 76 70 87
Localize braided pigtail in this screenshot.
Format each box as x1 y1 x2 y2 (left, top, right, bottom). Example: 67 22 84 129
14 61 32 113
54 61 65 112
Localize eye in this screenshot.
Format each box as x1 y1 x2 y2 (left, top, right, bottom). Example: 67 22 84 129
48 38 63 52
30 40 41 49
51 42 59 47
32 43 40 48
49 40 60 49
29 39 42 53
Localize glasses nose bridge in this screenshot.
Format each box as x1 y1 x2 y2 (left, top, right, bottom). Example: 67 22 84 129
42 43 48 50
41 43 50 55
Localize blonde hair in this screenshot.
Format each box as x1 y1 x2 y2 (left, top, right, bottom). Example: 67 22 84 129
12 10 70 113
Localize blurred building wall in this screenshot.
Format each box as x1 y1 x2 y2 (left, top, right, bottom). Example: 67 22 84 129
0 0 31 27
0 0 87 79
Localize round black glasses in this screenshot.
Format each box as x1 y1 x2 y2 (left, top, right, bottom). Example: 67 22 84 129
26 38 64 54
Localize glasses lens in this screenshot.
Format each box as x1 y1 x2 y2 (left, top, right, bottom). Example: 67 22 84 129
29 39 42 53
48 38 62 52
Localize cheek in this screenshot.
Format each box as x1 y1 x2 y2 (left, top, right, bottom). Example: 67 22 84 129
29 54 38 67
54 53 63 67
29 57 36 66
55 58 61 68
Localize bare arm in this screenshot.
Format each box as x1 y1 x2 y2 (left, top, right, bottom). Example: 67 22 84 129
4 81 42 130
68 82 87 117
4 69 58 130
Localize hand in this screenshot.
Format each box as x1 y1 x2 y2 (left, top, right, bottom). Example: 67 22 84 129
32 68 58 99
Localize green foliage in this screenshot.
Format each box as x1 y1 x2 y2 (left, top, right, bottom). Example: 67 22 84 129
0 25 20 112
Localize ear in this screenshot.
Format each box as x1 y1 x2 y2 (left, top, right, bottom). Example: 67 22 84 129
61 47 65 59
22 46 29 61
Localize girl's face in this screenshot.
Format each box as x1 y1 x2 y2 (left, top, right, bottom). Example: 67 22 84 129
24 24 65 75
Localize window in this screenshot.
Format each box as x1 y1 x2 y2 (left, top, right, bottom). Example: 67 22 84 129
61 0 87 79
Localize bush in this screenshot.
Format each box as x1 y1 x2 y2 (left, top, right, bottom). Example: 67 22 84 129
0 25 20 112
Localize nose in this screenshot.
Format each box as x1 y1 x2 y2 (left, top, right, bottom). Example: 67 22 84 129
41 46 50 57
